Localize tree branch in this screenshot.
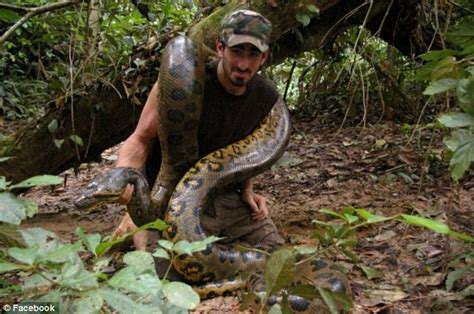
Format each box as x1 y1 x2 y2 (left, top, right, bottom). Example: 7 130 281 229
0 0 83 45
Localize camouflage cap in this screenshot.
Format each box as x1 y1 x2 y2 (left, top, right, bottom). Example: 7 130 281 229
220 9 272 52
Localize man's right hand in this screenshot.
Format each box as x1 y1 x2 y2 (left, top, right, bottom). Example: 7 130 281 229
112 213 149 251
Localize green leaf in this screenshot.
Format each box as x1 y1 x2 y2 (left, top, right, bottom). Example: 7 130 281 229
294 245 319 256
48 119 59 134
420 50 459 61
423 78 458 95
438 112 474 128
446 267 470 291
162 282 200 309
449 138 474 182
0 262 23 273
20 227 56 246
152 248 170 260
98 288 153 313
456 77 474 116
431 57 461 81
295 13 311 27
61 258 99 289
54 139 65 149
0 192 27 225
265 248 296 296
158 239 174 251
316 287 338 314
443 129 474 152
95 235 129 256
109 266 162 297
0 176 9 190
23 199 38 218
8 244 40 265
306 4 320 14
188 235 222 253
400 214 450 234
360 265 384 279
137 219 168 231
0 157 12 163
319 208 345 220
38 241 83 263
10 175 62 189
0 9 20 22
447 230 474 242
123 250 156 274
173 240 193 256
69 134 84 146
76 227 101 256
0 222 25 247
355 208 389 223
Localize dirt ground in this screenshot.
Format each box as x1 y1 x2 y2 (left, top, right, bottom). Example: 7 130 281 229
22 115 473 313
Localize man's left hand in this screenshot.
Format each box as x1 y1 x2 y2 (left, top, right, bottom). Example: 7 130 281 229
242 190 269 220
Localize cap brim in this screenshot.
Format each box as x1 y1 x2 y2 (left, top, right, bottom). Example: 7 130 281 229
226 34 268 52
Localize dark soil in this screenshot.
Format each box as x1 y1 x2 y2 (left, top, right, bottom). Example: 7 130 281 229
21 115 473 313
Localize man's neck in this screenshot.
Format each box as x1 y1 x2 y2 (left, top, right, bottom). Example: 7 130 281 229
217 62 246 96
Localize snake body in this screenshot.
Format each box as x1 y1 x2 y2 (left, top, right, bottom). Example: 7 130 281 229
75 35 350 312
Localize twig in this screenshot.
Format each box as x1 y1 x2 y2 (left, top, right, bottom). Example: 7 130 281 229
0 0 83 45
283 60 297 103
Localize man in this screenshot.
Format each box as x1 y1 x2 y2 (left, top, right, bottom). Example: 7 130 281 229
114 9 285 252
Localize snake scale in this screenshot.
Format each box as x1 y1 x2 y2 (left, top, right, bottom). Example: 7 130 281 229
75 36 350 312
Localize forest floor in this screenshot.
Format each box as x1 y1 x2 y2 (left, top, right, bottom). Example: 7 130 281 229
22 115 473 313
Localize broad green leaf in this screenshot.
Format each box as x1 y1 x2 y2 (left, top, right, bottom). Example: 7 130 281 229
54 139 65 149
449 138 474 182
401 214 450 234
456 77 474 116
0 192 27 225
295 13 311 27
438 112 474 128
447 20 474 47
152 248 170 259
10 175 62 189
23 199 38 218
70 292 104 314
162 282 200 310
0 222 25 247
316 287 338 314
0 157 11 163
174 240 193 256
319 208 345 220
288 285 319 299
69 134 84 146
306 4 320 14
61 259 99 289
423 78 458 95
48 119 58 133
0 262 22 273
137 219 168 231
0 176 9 190
20 227 56 246
98 288 153 314
420 50 459 61
8 244 40 265
294 245 319 256
360 265 384 279
188 235 222 253
431 57 461 81
123 250 156 274
76 227 101 256
355 208 389 223
109 266 162 297
265 248 296 296
443 129 473 152
158 239 174 251
446 267 470 291
0 9 19 22
39 241 83 263
95 234 129 256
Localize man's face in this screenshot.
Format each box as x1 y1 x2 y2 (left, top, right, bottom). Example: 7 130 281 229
217 41 269 88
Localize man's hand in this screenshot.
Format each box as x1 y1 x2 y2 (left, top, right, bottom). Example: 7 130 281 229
242 190 269 221
112 212 148 251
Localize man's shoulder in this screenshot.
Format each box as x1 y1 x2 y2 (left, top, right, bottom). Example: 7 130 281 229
253 73 278 92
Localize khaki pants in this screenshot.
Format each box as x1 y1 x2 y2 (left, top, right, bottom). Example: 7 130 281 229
201 190 284 251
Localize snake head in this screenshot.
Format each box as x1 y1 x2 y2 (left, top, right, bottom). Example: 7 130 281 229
74 180 123 211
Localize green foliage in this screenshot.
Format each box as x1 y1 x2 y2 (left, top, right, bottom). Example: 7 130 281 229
418 18 474 181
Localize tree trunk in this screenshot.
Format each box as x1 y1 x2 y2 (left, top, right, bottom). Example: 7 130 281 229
0 0 439 183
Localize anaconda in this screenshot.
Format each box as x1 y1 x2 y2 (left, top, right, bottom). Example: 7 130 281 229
75 35 351 312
